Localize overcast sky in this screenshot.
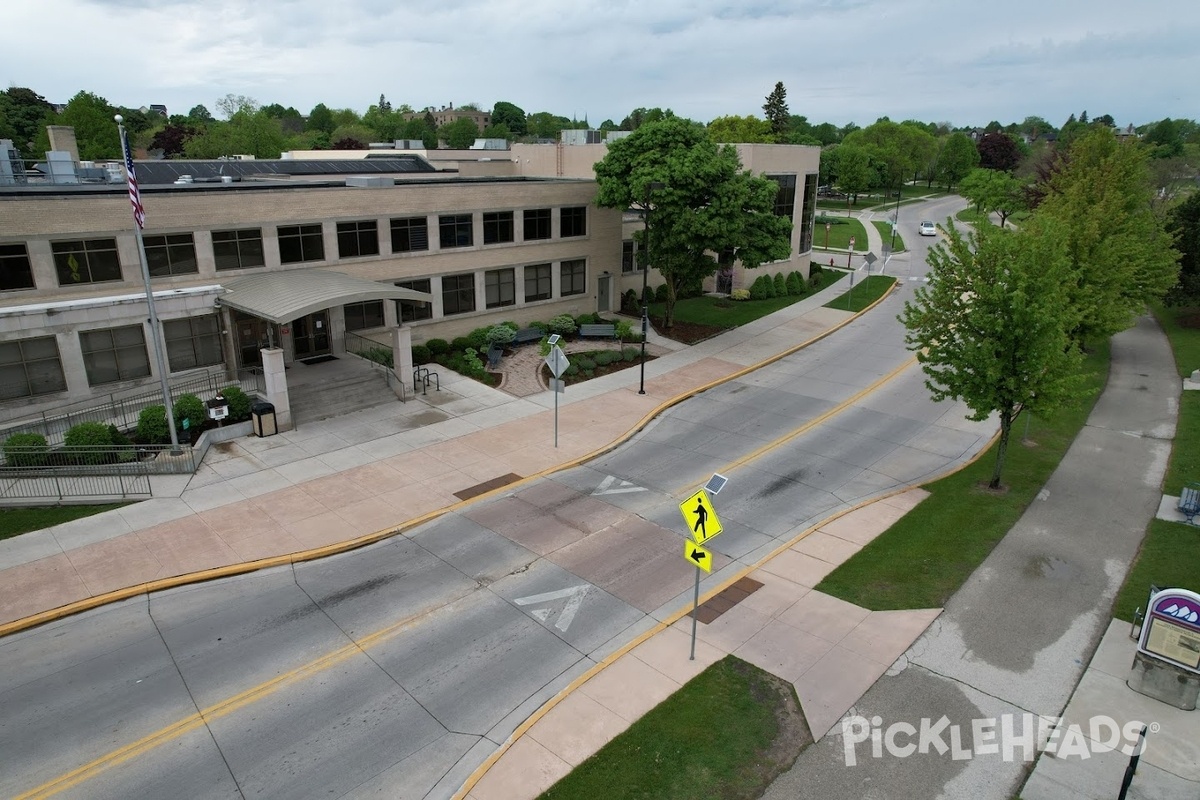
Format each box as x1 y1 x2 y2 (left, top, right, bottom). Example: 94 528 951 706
5 0 1197 129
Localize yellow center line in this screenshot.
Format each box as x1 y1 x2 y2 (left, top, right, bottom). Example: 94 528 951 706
673 354 919 499
16 610 430 799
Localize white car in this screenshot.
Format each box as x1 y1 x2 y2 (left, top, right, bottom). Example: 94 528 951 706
918 221 937 237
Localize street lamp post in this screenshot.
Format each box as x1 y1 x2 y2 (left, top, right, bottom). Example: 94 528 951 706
639 181 664 395
889 182 902 253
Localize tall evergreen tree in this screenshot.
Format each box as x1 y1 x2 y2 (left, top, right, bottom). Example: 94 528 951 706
762 81 789 140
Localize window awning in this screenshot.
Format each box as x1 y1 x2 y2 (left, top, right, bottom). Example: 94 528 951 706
218 270 433 325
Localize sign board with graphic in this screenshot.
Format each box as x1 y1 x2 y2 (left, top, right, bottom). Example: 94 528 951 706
679 488 722 545
1138 588 1200 672
545 345 569 379
684 541 712 573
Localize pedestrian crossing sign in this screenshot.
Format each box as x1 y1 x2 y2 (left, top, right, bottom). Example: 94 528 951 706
679 489 722 545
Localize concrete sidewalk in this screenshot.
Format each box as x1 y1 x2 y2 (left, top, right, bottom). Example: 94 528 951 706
0 278 861 632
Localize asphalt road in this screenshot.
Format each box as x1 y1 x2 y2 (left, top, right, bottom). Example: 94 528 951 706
0 198 999 800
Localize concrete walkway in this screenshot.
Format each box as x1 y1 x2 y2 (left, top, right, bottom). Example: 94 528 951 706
0 278 860 632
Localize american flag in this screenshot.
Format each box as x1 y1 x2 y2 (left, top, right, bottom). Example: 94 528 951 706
121 131 145 229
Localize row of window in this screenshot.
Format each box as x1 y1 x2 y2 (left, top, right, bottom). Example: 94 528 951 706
0 316 223 400
392 260 587 324
0 206 590 291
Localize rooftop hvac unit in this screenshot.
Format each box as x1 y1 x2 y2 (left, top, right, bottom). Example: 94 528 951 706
0 139 25 185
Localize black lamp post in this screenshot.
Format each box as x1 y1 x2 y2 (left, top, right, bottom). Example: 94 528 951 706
889 181 902 255
639 181 664 395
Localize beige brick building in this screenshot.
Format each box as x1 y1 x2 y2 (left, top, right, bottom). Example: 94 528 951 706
0 137 818 427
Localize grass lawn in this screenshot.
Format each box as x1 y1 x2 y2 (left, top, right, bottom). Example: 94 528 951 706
0 504 126 542
1110 303 1200 621
818 342 1112 609
872 220 905 252
538 656 809 800
647 269 845 332
812 217 868 251
822 275 895 313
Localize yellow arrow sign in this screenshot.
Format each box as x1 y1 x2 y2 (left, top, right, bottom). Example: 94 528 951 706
679 488 722 544
684 541 713 573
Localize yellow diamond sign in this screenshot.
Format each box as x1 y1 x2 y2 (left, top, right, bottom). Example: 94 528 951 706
684 541 713 573
679 489 722 545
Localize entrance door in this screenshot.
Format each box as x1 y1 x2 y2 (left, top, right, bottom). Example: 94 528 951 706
234 311 278 369
293 311 331 360
597 274 611 313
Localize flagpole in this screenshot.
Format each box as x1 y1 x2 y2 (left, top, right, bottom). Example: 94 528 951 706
116 115 181 454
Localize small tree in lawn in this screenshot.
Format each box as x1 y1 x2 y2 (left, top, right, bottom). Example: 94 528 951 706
594 118 791 328
899 218 1088 489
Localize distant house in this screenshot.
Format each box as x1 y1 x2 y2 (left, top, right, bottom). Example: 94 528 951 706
1114 124 1139 140
403 104 490 131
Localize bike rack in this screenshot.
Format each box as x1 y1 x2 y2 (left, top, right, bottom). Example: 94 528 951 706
413 366 440 395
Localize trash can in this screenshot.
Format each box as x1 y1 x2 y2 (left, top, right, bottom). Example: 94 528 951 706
251 401 277 437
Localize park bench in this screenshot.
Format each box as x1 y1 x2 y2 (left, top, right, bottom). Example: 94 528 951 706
513 327 542 345
579 323 617 340
1179 483 1200 525
486 344 503 370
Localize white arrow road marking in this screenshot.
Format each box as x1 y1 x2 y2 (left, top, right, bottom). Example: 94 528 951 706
514 585 590 632
592 475 647 496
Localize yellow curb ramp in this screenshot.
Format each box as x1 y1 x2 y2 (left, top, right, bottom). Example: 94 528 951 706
0 280 896 641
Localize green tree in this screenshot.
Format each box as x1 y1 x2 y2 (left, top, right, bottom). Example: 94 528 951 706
262 103 305 134
306 103 335 134
187 104 213 123
184 110 285 159
481 121 512 140
619 107 673 131
46 91 120 160
594 118 791 328
958 168 1026 227
762 81 789 140
835 144 873 201
491 101 527 136
215 94 258 118
0 87 54 155
899 219 1086 489
975 132 1022 172
1166 192 1200 305
936 132 980 190
330 124 374 149
707 115 774 143
1036 128 1180 347
330 108 361 128
361 104 401 141
440 116 480 148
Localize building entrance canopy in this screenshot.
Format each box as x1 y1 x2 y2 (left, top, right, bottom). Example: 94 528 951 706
218 270 433 325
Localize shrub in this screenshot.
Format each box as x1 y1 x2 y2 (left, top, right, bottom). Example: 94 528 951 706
576 356 597 371
426 338 450 355
411 344 432 364
485 325 516 347
137 404 169 444
786 272 804 296
565 363 580 376
3 432 49 468
466 326 491 350
810 261 823 276
642 286 655 306
614 320 635 341
594 350 618 366
530 320 550 334
221 386 252 422
810 274 823 287
109 424 132 447
451 336 473 352
576 313 599 327
462 347 487 378
622 346 640 361
539 335 553 357
548 314 577 336
622 289 639 314
731 288 751 301
174 393 206 433
65 421 113 465
654 283 669 303
774 273 788 296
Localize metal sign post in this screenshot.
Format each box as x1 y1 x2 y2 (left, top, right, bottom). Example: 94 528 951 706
679 475 727 660
544 345 570 447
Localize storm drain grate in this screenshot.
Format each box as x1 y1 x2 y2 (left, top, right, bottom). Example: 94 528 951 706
455 473 523 501
694 576 765 624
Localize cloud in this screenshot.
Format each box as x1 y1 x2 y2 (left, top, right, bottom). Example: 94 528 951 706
2 0 1196 127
